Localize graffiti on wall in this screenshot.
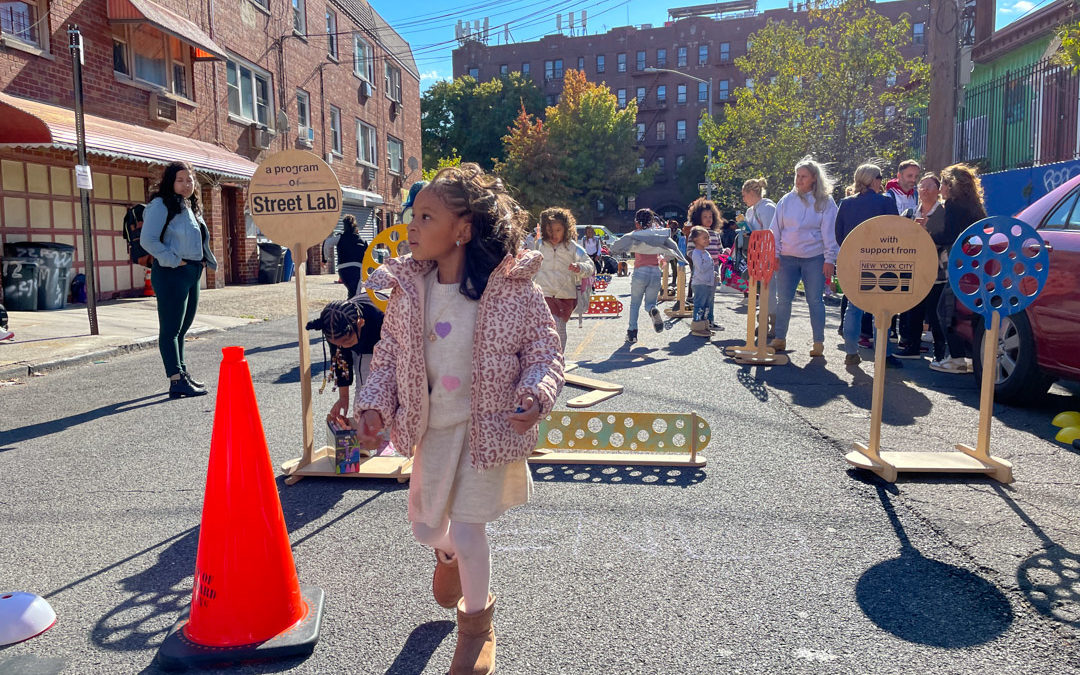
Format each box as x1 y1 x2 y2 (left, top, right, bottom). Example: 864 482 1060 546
983 159 1080 217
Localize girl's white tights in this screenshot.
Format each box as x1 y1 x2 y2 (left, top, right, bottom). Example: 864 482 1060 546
555 318 568 349
412 520 491 613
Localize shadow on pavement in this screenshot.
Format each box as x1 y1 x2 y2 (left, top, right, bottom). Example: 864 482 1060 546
575 345 668 375
855 480 1013 647
0 394 169 447
993 484 1080 628
0 655 66 674
531 463 706 487
383 620 456 675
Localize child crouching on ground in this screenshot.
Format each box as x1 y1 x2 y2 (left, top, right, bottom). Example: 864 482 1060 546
354 163 564 675
535 207 595 350
689 226 717 337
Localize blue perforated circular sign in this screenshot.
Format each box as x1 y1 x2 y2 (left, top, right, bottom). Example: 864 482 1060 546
948 216 1049 320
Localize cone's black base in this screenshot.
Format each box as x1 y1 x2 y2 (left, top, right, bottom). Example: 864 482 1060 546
154 584 324 671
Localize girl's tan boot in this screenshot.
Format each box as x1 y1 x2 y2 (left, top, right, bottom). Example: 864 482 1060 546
450 594 496 675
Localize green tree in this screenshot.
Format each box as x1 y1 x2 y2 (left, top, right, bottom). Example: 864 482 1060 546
498 70 655 221
1057 21 1080 71
421 73 545 171
422 155 461 182
701 0 929 205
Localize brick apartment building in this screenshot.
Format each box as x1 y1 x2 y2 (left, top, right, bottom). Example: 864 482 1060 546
453 0 928 223
0 0 420 300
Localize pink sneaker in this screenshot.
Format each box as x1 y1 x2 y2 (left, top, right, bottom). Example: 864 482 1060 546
0 329 13 341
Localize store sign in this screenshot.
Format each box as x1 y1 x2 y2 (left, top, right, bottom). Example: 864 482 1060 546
248 150 342 251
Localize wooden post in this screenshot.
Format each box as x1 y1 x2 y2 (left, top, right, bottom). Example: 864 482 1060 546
974 311 1000 458
294 244 314 465
867 316 890 456
690 411 698 465
665 266 693 317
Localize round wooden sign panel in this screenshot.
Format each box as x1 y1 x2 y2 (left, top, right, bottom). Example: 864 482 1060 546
247 150 342 250
836 215 937 317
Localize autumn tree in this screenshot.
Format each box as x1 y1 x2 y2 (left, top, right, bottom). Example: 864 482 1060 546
421 72 545 171
497 70 654 221
701 0 929 205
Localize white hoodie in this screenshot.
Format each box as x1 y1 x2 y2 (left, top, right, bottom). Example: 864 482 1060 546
534 240 595 299
770 190 839 264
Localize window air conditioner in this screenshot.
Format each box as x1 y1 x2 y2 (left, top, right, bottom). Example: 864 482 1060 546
148 92 178 123
249 124 274 150
359 81 372 100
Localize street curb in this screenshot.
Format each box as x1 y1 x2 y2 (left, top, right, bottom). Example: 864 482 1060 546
0 326 226 380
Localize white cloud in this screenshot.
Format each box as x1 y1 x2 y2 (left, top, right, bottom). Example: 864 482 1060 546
419 70 444 83
999 0 1035 14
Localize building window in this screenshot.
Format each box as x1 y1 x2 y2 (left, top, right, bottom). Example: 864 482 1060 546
637 158 645 174
545 59 563 79
2 0 43 46
636 50 646 71
677 84 687 104
546 94 556 106
657 156 665 172
636 87 646 103
357 120 377 165
676 154 685 168
387 136 404 174
657 85 666 104
577 56 584 71
469 67 479 79
885 105 896 121
913 22 924 45
112 35 130 76
291 0 305 33
656 121 666 141
657 48 666 67
886 70 897 87
385 62 402 102
676 120 686 140
249 0 268 8
329 105 341 154
326 10 337 58
596 54 605 73
297 89 311 138
617 89 627 107
500 64 509 75
522 62 530 74
354 36 374 83
636 123 645 142
226 58 272 125
720 42 730 63
617 52 626 72
698 82 708 103
747 37 753 52
745 78 754 92
698 44 708 65
677 46 687 67
718 79 729 100
555 59 563 78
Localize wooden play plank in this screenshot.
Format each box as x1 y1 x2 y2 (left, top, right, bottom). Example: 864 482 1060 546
283 446 411 484
528 451 706 467
567 389 621 408
733 352 789 366
564 372 623 392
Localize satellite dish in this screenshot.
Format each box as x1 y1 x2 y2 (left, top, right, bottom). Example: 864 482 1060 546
408 156 419 171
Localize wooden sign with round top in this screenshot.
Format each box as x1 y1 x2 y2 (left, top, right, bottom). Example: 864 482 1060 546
836 215 937 317
747 230 776 281
247 150 342 252
361 223 410 310
948 216 1049 321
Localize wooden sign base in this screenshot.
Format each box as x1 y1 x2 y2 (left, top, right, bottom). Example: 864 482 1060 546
281 449 413 485
732 281 787 366
664 266 693 318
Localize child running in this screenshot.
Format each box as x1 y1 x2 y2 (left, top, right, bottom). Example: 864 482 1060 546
688 226 717 337
535 207 595 349
354 163 564 675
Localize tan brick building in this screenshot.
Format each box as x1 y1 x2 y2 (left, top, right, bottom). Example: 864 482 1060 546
0 0 420 299
453 0 927 224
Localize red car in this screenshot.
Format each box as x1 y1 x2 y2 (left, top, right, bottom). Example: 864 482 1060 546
958 173 1080 404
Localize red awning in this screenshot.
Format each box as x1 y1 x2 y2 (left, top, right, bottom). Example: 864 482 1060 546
107 0 227 61
0 93 258 180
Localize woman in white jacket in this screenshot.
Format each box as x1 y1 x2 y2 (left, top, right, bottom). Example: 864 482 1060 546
769 157 838 357
535 207 595 349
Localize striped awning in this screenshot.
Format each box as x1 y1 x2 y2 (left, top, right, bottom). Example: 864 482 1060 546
0 93 258 180
107 0 226 61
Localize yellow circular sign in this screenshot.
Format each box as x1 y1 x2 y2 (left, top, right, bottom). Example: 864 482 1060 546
836 215 937 317
247 150 342 251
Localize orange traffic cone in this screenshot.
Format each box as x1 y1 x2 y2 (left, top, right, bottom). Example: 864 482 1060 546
142 268 154 297
155 346 323 670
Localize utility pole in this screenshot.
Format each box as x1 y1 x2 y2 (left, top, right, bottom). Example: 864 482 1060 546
68 25 98 334
925 0 959 172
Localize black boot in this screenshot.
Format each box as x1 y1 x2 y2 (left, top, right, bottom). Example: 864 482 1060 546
181 370 206 389
169 375 208 399
626 329 637 343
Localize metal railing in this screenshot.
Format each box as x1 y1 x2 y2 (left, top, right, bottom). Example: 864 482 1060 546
956 57 1080 173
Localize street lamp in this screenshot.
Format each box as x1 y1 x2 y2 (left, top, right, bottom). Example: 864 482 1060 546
644 66 714 202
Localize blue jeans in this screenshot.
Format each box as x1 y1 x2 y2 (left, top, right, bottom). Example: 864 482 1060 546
773 254 826 343
692 284 713 322
629 265 662 330
843 304 895 356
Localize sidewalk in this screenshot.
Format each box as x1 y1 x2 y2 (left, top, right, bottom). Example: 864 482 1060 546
0 273 346 379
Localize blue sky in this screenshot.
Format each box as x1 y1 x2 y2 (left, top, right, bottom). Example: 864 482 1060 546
370 0 1048 93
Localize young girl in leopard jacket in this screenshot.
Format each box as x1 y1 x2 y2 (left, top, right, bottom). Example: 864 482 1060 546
354 163 564 675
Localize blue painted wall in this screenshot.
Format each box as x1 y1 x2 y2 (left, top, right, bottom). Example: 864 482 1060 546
982 159 1080 216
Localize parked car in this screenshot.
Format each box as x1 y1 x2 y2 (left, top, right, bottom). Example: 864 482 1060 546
956 173 1080 404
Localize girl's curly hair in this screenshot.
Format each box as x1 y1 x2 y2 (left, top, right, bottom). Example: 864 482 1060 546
425 163 528 300
539 207 578 247
940 164 987 220
687 198 721 228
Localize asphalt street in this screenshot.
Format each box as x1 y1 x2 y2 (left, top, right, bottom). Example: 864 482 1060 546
2 273 1079 674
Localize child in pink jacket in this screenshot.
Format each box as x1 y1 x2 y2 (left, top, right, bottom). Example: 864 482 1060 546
354 163 564 675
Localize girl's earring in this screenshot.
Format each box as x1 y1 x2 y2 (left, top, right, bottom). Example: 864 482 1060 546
456 239 461 247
